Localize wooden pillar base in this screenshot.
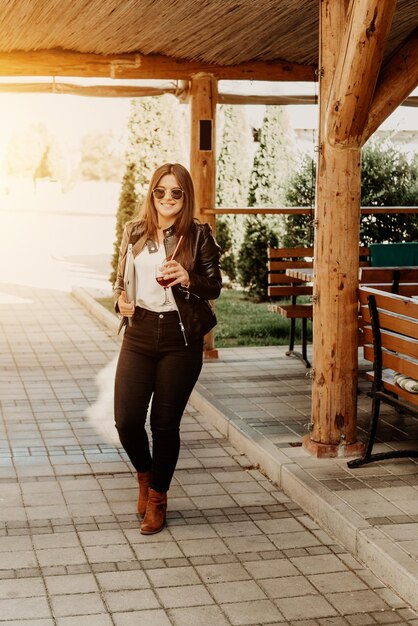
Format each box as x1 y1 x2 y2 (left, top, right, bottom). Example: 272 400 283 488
302 434 364 459
204 348 219 360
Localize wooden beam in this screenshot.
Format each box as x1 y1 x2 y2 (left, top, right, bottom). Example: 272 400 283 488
360 206 418 215
315 0 350 154
362 28 418 144
327 0 396 147
218 94 318 105
202 206 418 215
0 82 183 98
0 49 316 81
203 207 314 215
1 81 417 107
189 73 218 356
403 96 418 107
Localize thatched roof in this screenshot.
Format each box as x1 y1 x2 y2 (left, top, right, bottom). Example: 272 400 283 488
0 0 416 68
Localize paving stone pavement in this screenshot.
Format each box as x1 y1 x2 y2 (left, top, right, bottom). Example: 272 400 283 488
1 284 418 626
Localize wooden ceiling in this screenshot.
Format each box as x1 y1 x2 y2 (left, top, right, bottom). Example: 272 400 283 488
0 0 416 79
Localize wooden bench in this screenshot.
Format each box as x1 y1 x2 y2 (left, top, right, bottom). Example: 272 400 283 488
348 286 418 468
357 267 418 346
359 266 418 296
267 247 314 367
267 246 370 368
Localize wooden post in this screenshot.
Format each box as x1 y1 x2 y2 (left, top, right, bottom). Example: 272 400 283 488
305 0 394 457
189 73 218 357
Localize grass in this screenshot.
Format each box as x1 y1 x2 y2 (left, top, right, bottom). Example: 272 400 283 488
97 297 117 315
96 289 311 348
214 289 310 347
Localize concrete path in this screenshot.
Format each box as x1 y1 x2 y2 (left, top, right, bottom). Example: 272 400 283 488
1 284 418 625
190 347 418 612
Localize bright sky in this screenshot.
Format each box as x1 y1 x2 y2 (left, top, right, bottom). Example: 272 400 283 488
0 80 416 155
0 92 131 148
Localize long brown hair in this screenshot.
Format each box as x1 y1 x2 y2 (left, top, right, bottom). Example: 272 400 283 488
138 163 195 269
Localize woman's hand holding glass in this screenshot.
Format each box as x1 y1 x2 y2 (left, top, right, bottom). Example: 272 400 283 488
159 260 190 288
155 259 189 306
118 291 135 317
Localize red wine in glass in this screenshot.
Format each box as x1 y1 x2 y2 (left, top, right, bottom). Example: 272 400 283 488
155 261 172 305
156 276 172 288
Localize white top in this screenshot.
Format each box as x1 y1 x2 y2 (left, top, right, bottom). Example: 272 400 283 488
134 245 177 312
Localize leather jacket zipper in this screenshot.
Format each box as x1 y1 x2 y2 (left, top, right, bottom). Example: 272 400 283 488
177 312 188 347
163 236 188 346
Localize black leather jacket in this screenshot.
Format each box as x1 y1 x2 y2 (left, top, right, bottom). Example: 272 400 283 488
114 218 222 344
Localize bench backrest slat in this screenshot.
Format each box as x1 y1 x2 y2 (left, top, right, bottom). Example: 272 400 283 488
267 247 314 297
269 260 313 272
267 246 371 298
360 307 418 337
361 283 418 296
359 286 418 384
363 326 418 360
359 288 418 320
269 247 313 258
364 345 418 380
359 247 371 267
360 267 418 283
269 286 313 297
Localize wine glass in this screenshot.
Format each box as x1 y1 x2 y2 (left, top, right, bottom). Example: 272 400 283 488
155 263 172 306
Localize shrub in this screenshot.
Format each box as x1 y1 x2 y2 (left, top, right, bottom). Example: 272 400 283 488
283 154 315 247
216 105 252 281
237 215 278 301
216 216 237 283
360 140 418 244
109 163 138 287
283 140 418 247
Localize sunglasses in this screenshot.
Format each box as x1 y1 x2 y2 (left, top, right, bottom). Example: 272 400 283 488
152 187 184 201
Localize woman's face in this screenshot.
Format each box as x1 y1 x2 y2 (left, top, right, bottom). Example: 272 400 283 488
153 173 184 228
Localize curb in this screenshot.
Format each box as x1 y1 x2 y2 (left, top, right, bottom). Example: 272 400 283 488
73 285 418 611
72 286 121 335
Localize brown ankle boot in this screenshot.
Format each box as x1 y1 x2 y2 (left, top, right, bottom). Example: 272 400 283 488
140 488 167 535
136 471 151 516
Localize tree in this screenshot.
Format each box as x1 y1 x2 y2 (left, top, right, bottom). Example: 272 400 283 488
126 95 188 197
216 105 252 282
217 105 251 208
7 123 49 178
110 163 138 287
238 106 295 297
360 140 418 244
283 140 418 246
34 145 53 179
216 218 237 282
80 131 124 181
248 105 296 246
282 154 315 247
110 95 188 286
7 123 65 187
248 106 295 208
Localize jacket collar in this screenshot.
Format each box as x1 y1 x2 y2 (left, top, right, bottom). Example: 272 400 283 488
130 219 176 238
162 224 175 237
130 220 178 256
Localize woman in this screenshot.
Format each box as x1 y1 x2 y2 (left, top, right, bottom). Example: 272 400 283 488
113 163 222 535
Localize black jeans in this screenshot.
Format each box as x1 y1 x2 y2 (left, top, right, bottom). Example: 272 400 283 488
114 306 203 492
